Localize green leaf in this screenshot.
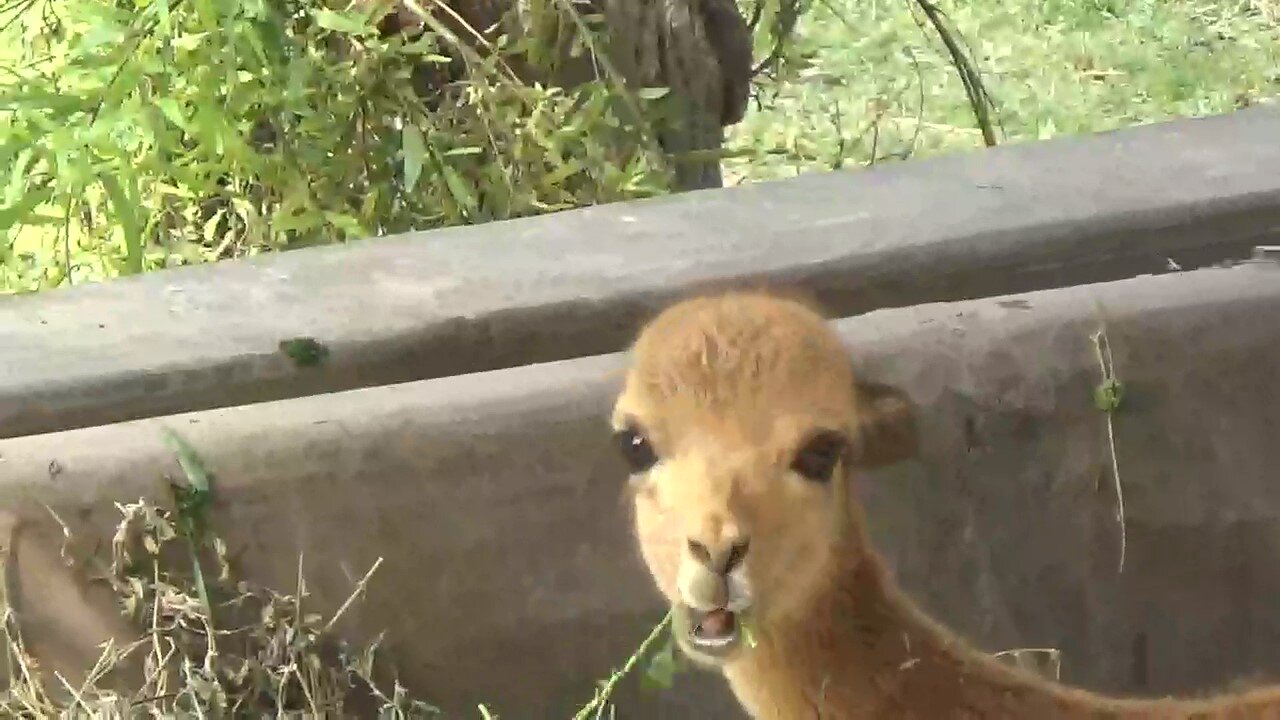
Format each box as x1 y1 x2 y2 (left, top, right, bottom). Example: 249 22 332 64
99 173 145 275
272 191 321 234
153 0 172 34
278 336 330 368
0 187 55 232
641 635 678 691
541 159 585 188
250 18 288 66
314 9 372 35
636 87 671 100
153 181 196 199
12 211 65 226
402 124 426 191
162 428 212 497
1093 378 1125 413
5 145 37 189
435 152 478 217
0 88 90 115
323 212 368 238
159 426 217 625
155 98 188 131
171 32 210 52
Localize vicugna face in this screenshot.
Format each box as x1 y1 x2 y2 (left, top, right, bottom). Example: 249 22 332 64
611 292 915 666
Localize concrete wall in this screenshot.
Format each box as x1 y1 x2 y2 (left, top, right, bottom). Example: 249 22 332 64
2 261 1277 717
4 107 1280 439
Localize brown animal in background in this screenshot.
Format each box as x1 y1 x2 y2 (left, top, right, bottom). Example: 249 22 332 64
609 290 1280 719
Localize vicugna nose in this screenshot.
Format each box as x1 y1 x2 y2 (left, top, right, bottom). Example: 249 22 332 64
687 537 750 576
682 535 752 651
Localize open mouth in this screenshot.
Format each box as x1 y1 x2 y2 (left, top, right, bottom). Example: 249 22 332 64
679 605 747 657
691 607 738 646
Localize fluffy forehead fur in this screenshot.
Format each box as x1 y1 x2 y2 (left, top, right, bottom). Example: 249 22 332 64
614 291 857 444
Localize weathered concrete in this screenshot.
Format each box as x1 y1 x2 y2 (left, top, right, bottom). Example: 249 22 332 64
0 261 1278 717
4 107 1280 439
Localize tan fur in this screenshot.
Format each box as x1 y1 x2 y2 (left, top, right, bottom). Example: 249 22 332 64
611 289 1280 720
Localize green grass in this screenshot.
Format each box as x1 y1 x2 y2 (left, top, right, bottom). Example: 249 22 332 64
1 1 1277 294
725 0 1280 183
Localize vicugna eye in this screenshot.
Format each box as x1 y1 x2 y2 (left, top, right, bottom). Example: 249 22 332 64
614 424 658 473
790 430 848 483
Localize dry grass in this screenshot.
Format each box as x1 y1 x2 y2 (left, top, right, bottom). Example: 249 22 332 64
0 496 441 718
0 430 446 717
0 430 670 718
1254 0 1278 23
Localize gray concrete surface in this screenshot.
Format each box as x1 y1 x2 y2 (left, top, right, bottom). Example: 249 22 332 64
1 261 1278 716
4 107 1280 439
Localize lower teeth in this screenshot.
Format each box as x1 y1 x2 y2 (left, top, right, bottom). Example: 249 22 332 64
695 633 735 647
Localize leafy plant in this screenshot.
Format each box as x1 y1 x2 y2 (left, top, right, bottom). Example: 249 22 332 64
0 0 673 293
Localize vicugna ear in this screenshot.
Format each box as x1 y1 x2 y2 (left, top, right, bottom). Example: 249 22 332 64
850 380 919 469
